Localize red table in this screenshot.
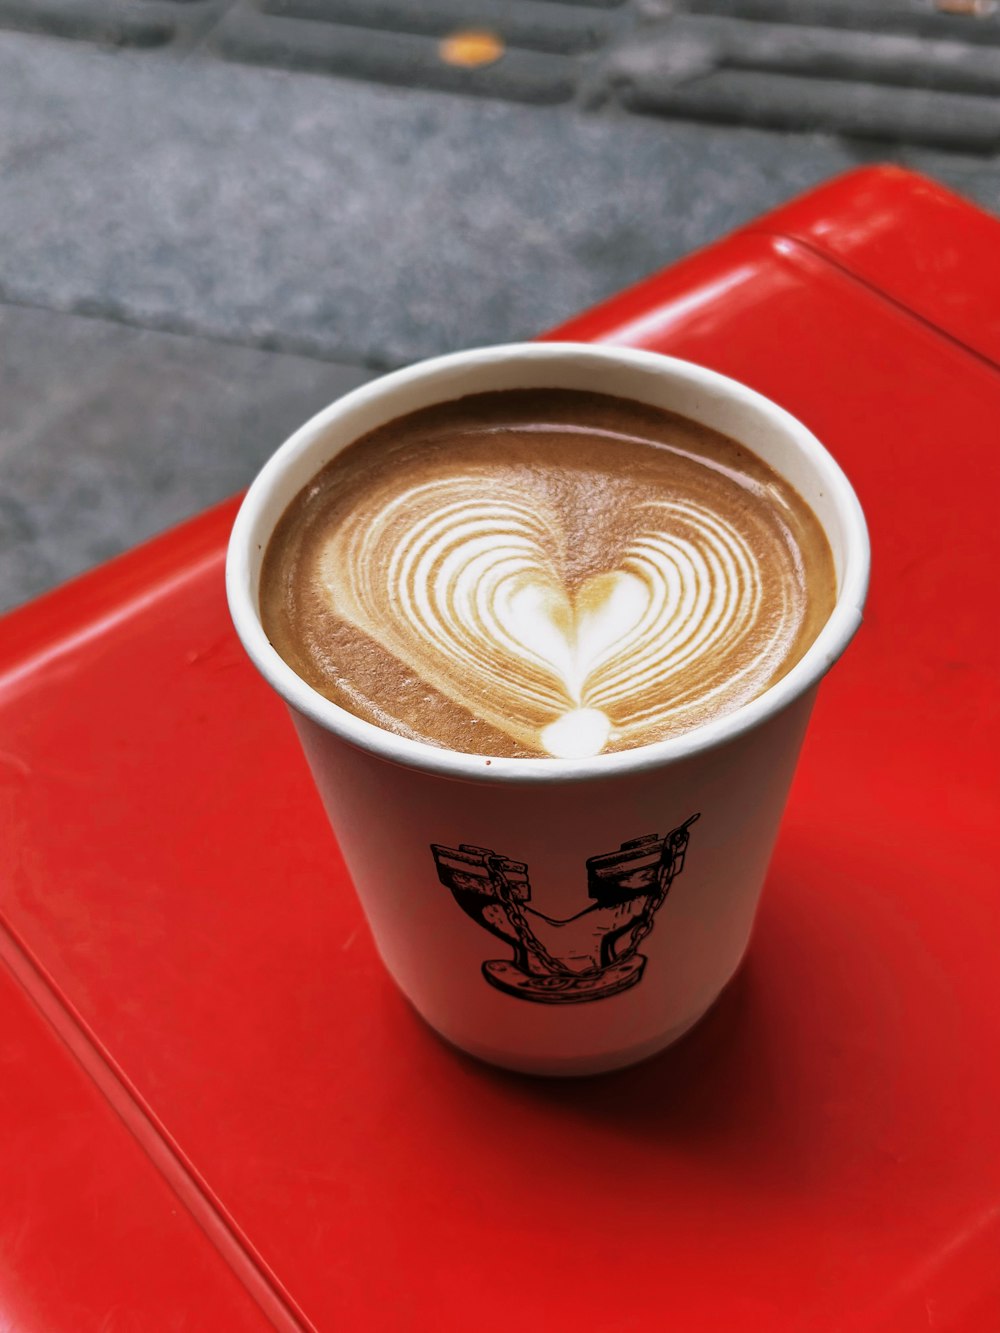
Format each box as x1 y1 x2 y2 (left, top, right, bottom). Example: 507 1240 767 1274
2 166 998 1332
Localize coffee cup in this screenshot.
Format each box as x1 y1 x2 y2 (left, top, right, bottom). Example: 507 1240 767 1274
227 343 869 1076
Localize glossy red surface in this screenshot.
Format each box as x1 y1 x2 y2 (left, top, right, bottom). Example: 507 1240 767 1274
0 932 273 1331
1 167 998 1331
750 165 1000 369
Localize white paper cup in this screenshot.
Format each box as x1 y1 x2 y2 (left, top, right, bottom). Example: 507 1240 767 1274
227 343 869 1076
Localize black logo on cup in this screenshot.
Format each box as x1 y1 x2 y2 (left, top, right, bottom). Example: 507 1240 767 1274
431 815 699 1004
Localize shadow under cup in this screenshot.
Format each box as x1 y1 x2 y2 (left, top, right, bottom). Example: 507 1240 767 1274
227 343 870 1076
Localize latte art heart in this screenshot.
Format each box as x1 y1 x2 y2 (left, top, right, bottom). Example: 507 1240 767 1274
260 389 836 758
318 479 772 757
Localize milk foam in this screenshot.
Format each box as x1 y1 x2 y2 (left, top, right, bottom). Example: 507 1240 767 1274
260 390 836 758
317 479 775 758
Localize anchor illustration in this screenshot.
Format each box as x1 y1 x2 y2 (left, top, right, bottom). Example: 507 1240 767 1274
431 814 699 1004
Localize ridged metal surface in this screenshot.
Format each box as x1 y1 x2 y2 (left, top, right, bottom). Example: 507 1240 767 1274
2 0 999 147
612 3 1000 148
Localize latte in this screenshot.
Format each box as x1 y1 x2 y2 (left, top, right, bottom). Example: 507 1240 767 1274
259 389 836 759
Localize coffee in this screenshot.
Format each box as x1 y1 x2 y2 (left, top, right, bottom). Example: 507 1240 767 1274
259 389 836 759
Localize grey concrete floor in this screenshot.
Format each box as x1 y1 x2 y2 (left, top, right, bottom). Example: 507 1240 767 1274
2 27 999 613
0 303 371 608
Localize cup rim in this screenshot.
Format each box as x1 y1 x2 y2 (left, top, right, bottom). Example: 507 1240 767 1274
227 342 870 786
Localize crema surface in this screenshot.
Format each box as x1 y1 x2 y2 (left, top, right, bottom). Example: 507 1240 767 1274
260 390 836 758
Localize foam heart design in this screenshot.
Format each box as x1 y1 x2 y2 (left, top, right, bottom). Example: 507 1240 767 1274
495 570 651 701
320 476 772 757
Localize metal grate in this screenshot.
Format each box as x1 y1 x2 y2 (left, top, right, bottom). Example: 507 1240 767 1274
201 0 629 102
0 0 178 47
607 4 1000 150
2 0 1000 148
683 0 1000 43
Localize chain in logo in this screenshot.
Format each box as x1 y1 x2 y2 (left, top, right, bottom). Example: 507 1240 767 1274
431 814 699 1004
